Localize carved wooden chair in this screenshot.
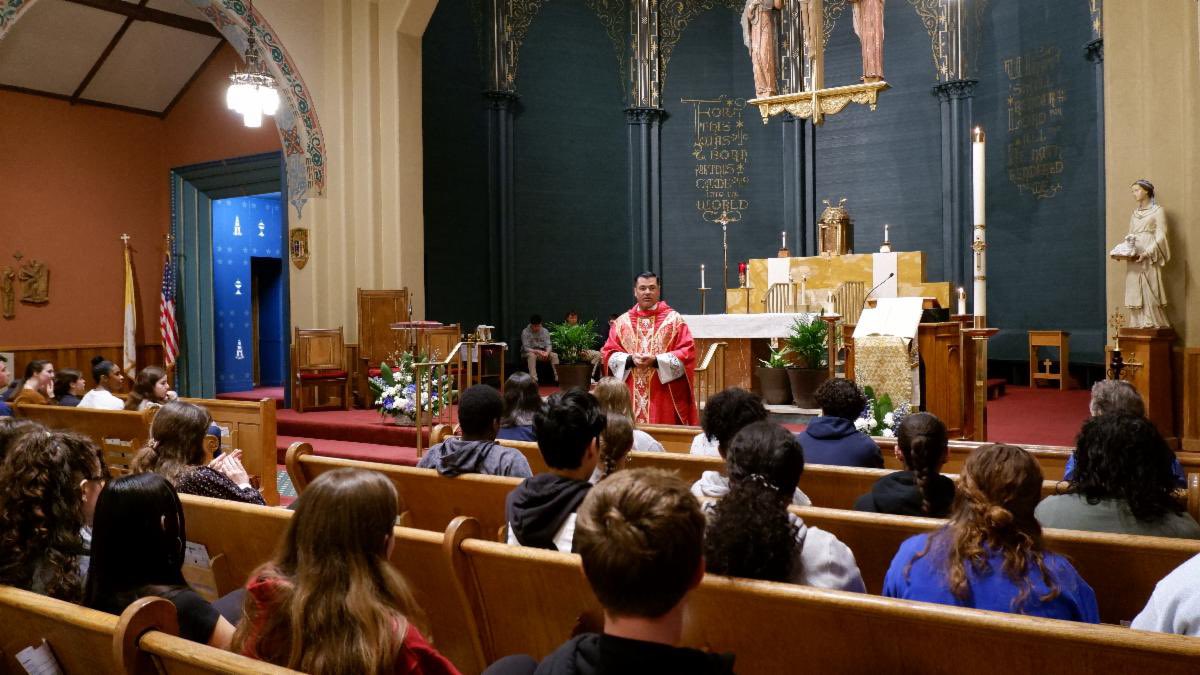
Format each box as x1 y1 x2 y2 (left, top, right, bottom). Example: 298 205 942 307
291 327 352 413
356 288 409 406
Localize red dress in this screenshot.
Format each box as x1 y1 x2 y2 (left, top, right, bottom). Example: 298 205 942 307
600 302 699 425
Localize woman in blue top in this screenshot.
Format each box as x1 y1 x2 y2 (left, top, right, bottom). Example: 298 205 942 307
883 443 1099 623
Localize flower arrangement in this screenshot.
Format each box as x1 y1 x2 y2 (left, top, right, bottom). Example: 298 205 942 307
368 351 455 424
854 385 911 438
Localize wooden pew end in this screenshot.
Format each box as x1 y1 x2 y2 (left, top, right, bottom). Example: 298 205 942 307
284 441 315 492
115 597 179 675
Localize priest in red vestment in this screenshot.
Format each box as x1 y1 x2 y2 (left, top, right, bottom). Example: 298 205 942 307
601 272 699 425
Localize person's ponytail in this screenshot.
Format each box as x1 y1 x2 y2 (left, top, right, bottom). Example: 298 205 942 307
898 413 948 516
704 472 798 582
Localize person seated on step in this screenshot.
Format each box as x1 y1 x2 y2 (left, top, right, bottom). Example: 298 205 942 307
1131 550 1200 637
418 384 532 478
54 368 87 407
796 379 883 469
0 430 106 602
234 468 458 674
131 400 265 506
1036 414 1200 539
497 372 542 443
78 356 127 410
1062 380 1185 487
124 365 178 411
690 388 810 507
704 421 865 593
593 377 664 453
884 443 1099 623
84 473 235 649
590 413 635 484
854 412 956 518
521 314 559 385
506 389 604 552
483 468 736 675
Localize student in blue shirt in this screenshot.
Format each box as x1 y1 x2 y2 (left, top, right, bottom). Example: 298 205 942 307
884 443 1099 623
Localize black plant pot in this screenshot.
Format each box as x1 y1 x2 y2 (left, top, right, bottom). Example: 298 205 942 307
787 367 830 409
557 363 593 392
756 366 792 405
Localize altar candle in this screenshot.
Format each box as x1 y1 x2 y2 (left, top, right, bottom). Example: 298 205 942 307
973 127 986 225
738 261 747 274
972 127 987 320
884 223 890 243
700 264 706 288
957 287 966 315
781 231 787 249
825 290 834 314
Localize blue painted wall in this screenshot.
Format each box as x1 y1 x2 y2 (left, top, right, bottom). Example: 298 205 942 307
211 194 285 393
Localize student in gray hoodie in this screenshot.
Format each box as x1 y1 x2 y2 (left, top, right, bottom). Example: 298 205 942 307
417 385 533 478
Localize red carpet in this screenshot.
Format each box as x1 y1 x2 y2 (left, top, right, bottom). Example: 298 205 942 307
217 386 285 404
277 434 417 466
276 408 433 447
984 386 1090 447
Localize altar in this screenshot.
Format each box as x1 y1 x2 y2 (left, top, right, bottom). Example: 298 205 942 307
682 312 816 392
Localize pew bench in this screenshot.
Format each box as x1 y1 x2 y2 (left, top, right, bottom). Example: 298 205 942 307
14 403 154 475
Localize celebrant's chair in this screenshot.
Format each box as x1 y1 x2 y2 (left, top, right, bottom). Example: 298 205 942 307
292 327 352 413
357 288 410 406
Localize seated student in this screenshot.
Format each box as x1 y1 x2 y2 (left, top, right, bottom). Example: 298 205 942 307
418 384 532 478
592 377 664 453
854 412 956 518
1063 380 1186 487
235 468 457 674
131 401 265 505
506 390 604 552
483 468 735 675
1131 552 1200 637
590 413 635 484
83 473 234 648
54 368 87 407
124 366 177 411
796 379 883 468
497 372 542 442
10 360 55 406
0 417 41 464
1036 414 1200 539
0 355 12 416
884 443 1099 622
704 421 865 592
78 357 127 410
521 314 559 385
690 388 811 506
0 431 106 601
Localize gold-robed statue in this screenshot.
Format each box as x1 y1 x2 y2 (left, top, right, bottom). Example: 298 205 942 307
742 0 783 98
1110 179 1170 329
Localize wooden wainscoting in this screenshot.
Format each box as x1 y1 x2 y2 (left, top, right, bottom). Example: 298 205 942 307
3 342 165 380
1183 347 1200 452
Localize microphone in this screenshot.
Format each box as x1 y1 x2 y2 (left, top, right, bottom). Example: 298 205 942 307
864 272 895 300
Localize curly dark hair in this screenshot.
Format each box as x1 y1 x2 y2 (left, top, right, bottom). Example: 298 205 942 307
704 421 803 582
814 378 866 420
1069 414 1182 522
0 417 42 465
0 430 105 601
700 388 767 456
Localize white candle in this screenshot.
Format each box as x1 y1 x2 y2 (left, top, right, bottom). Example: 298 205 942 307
972 127 986 225
972 127 987 320
781 231 787 249
957 287 966 315
700 264 706 288
825 290 834 314
884 223 890 243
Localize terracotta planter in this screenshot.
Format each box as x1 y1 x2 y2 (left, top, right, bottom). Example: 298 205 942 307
787 367 830 409
755 366 792 405
557 363 593 392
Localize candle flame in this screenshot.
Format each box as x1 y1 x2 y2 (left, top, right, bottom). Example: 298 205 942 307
972 126 985 142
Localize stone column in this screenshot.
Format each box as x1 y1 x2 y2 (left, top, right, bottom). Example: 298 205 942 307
933 79 977 290
485 90 517 342
779 0 816 255
627 0 663 274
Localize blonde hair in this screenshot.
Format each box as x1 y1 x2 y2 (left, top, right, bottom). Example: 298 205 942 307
597 413 635 480
593 377 634 419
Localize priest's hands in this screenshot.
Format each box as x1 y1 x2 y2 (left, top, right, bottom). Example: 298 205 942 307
632 354 658 368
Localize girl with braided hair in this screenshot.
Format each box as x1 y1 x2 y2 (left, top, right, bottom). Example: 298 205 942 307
854 412 956 517
884 444 1099 622
703 421 865 591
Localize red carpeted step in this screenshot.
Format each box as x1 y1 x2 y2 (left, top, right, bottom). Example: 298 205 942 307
217 386 286 404
276 408 433 447
276 434 419 466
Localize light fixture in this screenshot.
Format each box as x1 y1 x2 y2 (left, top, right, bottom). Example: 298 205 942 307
225 13 278 128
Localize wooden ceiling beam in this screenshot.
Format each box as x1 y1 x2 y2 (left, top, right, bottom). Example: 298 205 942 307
60 0 223 38
70 0 148 104
0 83 162 117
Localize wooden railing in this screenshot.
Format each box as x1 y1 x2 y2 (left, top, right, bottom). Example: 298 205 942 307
692 341 726 411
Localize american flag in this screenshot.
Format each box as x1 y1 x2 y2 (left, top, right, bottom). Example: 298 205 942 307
160 250 180 367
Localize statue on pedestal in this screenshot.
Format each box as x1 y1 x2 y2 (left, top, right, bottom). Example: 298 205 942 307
1112 179 1170 329
850 0 885 82
742 0 783 98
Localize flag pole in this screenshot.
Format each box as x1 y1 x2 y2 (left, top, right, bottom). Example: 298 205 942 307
121 234 137 377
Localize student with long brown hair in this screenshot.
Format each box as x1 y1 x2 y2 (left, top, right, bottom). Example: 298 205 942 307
10 360 55 405
854 412 955 517
124 366 176 411
234 468 458 675
131 401 263 505
592 377 664 453
883 444 1099 622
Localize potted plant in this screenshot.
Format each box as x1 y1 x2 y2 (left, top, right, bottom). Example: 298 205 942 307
755 344 793 404
548 319 599 391
785 316 830 408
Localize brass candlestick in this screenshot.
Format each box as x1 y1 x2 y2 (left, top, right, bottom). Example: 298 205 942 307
698 287 711 314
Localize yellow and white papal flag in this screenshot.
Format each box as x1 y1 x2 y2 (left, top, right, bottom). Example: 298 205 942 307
123 242 137 376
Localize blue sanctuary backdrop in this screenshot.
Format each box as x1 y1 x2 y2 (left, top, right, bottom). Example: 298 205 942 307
211 194 286 393
422 0 1104 365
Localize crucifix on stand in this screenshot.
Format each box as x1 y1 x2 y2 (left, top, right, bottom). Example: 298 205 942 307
713 209 740 294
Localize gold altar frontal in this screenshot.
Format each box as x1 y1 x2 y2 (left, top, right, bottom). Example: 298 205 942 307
725 252 951 314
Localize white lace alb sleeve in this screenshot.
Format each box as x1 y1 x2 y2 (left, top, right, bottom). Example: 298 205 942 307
656 353 684 384
608 352 631 381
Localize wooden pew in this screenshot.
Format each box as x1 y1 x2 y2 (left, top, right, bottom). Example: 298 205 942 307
639 423 701 453
789 504 1200 626
286 442 518 541
446 519 1200 673
14 403 154 475
179 493 487 674
497 439 549 475
182 397 279 506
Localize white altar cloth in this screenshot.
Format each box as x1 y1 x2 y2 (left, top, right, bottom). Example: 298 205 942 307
680 313 819 339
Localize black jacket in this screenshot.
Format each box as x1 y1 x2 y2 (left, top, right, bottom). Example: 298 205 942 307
853 470 956 518
505 474 592 550
534 634 735 675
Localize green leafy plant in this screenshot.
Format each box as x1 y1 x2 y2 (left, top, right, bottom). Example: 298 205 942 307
785 317 828 369
547 320 599 364
758 344 790 368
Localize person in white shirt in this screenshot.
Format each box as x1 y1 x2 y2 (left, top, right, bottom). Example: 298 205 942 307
77 357 127 411
1131 552 1200 637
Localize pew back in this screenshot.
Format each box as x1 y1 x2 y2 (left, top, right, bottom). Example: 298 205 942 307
14 403 154 475
638 423 700 453
0 585 124 674
497 439 548 475
181 397 279 506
